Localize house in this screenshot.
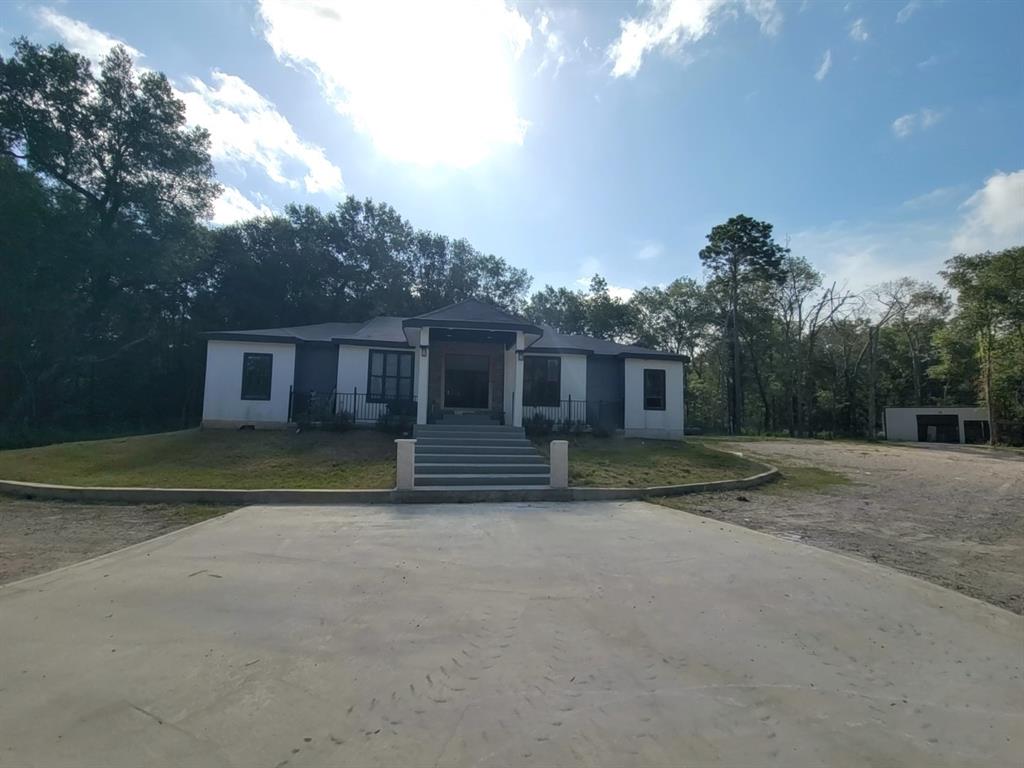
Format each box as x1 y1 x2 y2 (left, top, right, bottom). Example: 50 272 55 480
201 299 686 439
884 406 991 444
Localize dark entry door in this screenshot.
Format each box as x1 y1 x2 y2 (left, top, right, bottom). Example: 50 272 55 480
916 414 959 443
445 354 489 408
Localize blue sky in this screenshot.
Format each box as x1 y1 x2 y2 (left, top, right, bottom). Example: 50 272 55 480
3 0 1022 296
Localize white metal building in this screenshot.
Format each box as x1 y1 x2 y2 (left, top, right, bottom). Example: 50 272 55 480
884 406 991 444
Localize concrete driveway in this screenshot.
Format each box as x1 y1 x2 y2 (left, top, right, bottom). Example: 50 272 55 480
1 502 1020 767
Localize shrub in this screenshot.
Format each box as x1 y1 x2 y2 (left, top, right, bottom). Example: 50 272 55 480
525 413 554 437
376 400 415 435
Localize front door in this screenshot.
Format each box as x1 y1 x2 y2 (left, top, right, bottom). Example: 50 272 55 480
444 354 489 409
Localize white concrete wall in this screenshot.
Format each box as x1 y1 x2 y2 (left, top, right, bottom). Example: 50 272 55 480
884 407 990 443
336 344 421 423
336 345 370 394
521 353 587 401
623 358 685 439
202 340 295 427
560 354 588 402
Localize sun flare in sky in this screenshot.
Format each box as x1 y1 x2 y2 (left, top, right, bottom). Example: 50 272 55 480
260 0 531 168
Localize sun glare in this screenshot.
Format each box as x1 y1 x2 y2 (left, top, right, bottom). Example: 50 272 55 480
260 0 531 168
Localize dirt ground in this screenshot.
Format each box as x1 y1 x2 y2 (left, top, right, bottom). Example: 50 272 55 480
662 439 1024 614
0 499 229 585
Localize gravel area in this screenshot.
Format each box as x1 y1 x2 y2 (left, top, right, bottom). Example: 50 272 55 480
0 498 229 584
662 440 1024 613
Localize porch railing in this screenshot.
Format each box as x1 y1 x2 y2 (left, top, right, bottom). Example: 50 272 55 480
289 387 416 425
523 398 623 430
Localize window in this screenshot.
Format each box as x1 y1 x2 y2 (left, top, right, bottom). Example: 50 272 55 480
367 350 414 402
643 368 666 410
524 356 561 407
241 352 273 400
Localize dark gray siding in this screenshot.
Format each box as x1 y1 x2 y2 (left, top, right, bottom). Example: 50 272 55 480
586 355 624 428
294 344 339 393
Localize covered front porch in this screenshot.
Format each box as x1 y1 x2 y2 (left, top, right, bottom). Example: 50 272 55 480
417 327 522 425
402 300 541 427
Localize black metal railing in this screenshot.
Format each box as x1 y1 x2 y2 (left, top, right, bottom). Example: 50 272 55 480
522 398 623 430
289 387 416 425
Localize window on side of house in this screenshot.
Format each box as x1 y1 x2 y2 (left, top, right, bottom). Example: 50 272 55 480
367 350 414 402
241 352 273 400
643 368 666 411
524 356 561 407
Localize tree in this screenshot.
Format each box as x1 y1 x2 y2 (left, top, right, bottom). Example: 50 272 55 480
630 278 711 357
1 39 218 233
942 248 1024 444
698 215 788 433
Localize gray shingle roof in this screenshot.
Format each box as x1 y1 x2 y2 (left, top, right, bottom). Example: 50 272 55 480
402 299 540 332
529 325 684 360
204 303 683 360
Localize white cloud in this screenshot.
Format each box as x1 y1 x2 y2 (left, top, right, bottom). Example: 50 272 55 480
211 186 274 225
789 220 952 289
789 170 1024 289
920 107 944 129
814 49 832 81
607 0 782 79
892 113 916 138
535 12 569 76
34 6 142 64
635 241 665 261
178 71 343 194
896 1 920 24
607 284 637 302
901 186 960 210
258 0 531 168
917 54 938 70
951 169 1024 254
892 107 946 138
849 18 868 42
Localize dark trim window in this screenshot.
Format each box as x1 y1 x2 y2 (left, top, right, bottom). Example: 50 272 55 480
524 356 561 407
241 352 273 400
643 368 666 411
367 350 414 402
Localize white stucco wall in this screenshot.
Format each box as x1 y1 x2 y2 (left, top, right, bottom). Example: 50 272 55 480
336 345 422 395
202 340 296 427
623 358 685 439
884 406 990 443
336 344 421 423
336 345 371 394
521 353 587 401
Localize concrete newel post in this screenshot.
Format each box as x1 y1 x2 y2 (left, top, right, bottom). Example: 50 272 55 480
550 440 569 489
395 439 416 490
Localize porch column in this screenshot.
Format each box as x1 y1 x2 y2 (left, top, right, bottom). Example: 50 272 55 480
512 330 525 427
416 327 430 425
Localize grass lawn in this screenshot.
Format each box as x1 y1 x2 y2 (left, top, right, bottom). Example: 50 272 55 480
0 428 396 489
535 436 765 487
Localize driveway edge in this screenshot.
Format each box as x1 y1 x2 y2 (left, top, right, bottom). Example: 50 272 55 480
0 463 779 505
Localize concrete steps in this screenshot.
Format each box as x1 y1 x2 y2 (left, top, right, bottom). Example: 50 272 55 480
412 423 549 488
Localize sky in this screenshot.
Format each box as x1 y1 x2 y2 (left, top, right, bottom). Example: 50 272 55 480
2 0 1022 298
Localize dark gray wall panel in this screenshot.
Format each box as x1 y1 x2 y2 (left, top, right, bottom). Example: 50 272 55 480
586 355 624 428
294 344 339 393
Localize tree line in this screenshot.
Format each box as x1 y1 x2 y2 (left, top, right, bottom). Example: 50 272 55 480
2 40 1021 446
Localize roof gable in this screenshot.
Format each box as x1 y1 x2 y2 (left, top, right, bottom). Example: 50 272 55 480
402 299 539 332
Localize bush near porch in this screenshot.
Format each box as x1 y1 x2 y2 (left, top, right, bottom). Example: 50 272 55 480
0 429 396 489
534 435 764 487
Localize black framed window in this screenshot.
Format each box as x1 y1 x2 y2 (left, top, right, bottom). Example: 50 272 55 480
368 350 414 402
643 368 666 410
524 356 561 407
241 352 273 400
